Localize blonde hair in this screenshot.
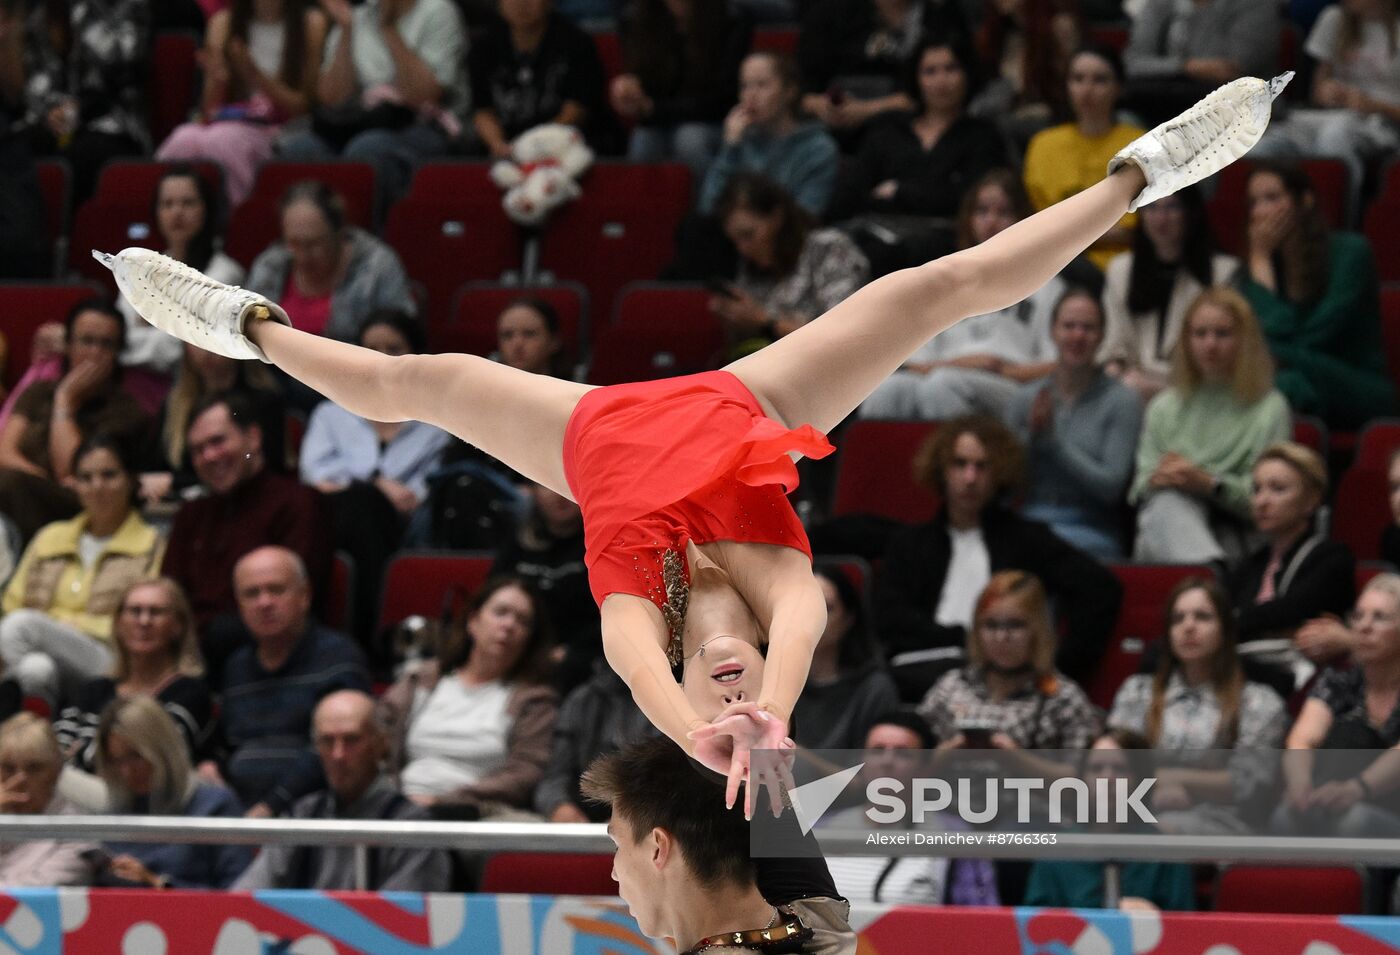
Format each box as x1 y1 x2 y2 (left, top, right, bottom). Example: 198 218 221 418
1169 288 1275 404
97 697 196 815
0 713 61 768
161 350 276 465
1254 441 1329 499
1363 573 1400 612
111 578 205 681
967 571 1057 677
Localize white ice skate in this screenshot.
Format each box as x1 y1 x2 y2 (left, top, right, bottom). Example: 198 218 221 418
1108 72 1293 212
92 247 291 362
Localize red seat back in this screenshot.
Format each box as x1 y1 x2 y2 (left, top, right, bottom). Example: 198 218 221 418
225 162 377 267
830 420 941 523
376 551 494 633
480 853 617 896
591 31 623 83
1380 288 1400 387
36 159 71 271
1215 866 1364 915
1364 198 1400 282
753 27 799 56
1333 466 1390 561
1291 415 1327 456
0 284 100 390
1354 419 1400 470
436 282 588 365
325 551 355 633
1209 160 1349 256
149 32 200 144
585 314 723 384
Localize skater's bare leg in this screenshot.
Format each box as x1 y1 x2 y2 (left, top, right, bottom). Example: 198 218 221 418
247 321 592 498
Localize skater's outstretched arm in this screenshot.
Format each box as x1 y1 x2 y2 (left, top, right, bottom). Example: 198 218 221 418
600 598 709 754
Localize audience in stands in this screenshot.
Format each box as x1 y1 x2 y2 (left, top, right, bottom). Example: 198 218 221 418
1130 288 1291 564
156 0 328 205
1022 45 1141 271
1 435 164 711
469 0 614 156
1099 186 1239 402
1123 0 1280 126
1278 574 1400 837
54 578 212 795
1008 285 1141 560
382 577 559 818
203 546 370 817
0 321 65 438
0 300 147 542
245 180 412 342
1386 448 1400 569
1238 161 1395 431
234 689 450 890
790 567 899 750
612 0 750 178
1230 442 1356 697
712 173 869 358
969 0 1080 138
1 0 150 200
699 52 839 218
877 416 1121 695
163 392 330 671
917 570 1102 749
860 169 1059 422
536 656 654 822
117 167 245 409
143 342 285 503
823 712 1000 905
1024 729 1196 910
277 0 468 203
495 298 567 376
0 98 48 280
93 697 251 889
0 713 95 886
1108 578 1285 835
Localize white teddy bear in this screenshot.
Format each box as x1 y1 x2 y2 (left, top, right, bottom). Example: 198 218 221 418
489 123 595 227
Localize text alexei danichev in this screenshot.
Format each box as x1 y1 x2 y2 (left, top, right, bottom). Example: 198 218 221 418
864 832 1058 847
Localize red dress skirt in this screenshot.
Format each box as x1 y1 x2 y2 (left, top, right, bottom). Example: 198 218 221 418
562 370 834 625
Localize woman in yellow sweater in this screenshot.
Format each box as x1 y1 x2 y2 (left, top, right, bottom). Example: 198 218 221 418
1024 45 1145 270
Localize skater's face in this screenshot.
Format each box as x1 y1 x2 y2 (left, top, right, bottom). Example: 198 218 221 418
738 55 792 125
1183 302 1238 384
497 305 559 374
104 731 156 798
723 206 781 271
156 175 205 251
1066 51 1119 124
1351 587 1400 667
682 635 767 720
1050 293 1103 370
968 184 1018 245
466 584 535 675
1140 195 1186 257
1167 586 1223 672
74 446 133 528
605 812 666 937
943 432 993 514
916 45 967 114
188 404 262 495
1388 453 1400 525
1251 458 1319 538
116 583 182 664
234 547 312 644
282 200 343 281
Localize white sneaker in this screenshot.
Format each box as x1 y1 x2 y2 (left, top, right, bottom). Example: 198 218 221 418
93 247 291 362
1108 73 1293 212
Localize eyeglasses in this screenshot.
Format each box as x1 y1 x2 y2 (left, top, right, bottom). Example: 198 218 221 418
120 605 172 620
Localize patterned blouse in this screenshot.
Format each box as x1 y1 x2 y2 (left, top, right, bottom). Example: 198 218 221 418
736 228 870 326
1310 667 1400 747
917 666 1102 750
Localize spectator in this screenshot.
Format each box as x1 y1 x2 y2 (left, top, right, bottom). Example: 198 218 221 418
1099 187 1239 402
156 0 328 206
699 52 839 218
234 690 450 890
859 169 1059 422
1386 448 1400 569
491 481 597 693
162 391 331 667
278 0 468 203
1022 45 1142 271
54 578 212 787
1277 574 1400 837
382 577 559 818
969 0 1081 137
245 181 412 342
918 570 1102 750
1123 0 1280 126
0 0 150 200
143 342 285 504
797 0 966 141
0 713 95 886
612 0 750 178
822 712 1000 906
1008 286 1142 560
469 0 612 156
496 298 567 376
877 416 1121 694
536 657 654 822
1 434 164 710
117 167 246 412
1108 578 1286 835
1230 442 1355 697
1130 288 1290 564
711 173 869 359
0 320 64 438
92 697 251 889
0 300 148 542
1024 729 1196 910
790 567 899 750
1237 161 1395 430
204 546 371 817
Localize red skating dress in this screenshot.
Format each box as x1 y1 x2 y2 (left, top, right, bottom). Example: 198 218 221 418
562 370 834 664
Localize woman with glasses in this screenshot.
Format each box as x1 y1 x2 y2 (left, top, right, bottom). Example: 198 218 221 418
0 435 164 712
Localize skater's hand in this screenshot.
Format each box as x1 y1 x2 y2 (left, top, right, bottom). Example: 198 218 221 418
1028 387 1054 435
688 704 791 818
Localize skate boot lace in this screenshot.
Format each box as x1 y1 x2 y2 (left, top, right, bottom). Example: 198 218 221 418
96 249 245 329
1157 102 1236 165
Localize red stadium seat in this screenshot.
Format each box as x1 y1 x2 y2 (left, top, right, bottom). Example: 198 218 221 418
1354 419 1400 470
753 26 799 56
1086 23 1129 53
586 314 723 384
591 31 623 83
481 853 617 896
36 159 71 275
1364 198 1400 282
1087 563 1215 708
376 551 494 634
539 163 692 330
149 32 200 144
1291 415 1328 456
1332 465 1389 561
225 162 377 267
325 551 355 634
830 420 940 524
436 282 588 364
1208 159 1349 256
1380 288 1400 385
1214 866 1364 915
0 283 100 390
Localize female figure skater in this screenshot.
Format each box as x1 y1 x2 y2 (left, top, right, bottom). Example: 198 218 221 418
98 74 1289 816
